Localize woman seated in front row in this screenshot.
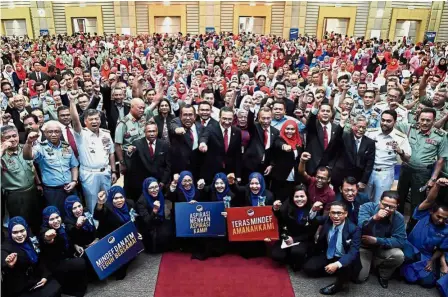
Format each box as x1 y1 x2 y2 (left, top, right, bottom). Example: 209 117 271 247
94 185 141 280
228 172 274 258
39 206 88 297
2 216 62 297
136 177 173 253
271 185 315 271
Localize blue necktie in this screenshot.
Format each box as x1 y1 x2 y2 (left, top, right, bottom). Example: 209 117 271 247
327 227 339 259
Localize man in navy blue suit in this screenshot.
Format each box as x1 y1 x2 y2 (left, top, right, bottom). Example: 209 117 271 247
335 176 370 225
303 201 362 295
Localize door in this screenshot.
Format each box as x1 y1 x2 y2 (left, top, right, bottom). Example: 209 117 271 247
3 19 27 37
72 18 97 34
239 17 265 34
324 18 348 35
155 17 181 35
394 20 420 42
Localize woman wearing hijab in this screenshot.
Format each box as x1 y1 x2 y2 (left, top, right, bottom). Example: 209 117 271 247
167 171 205 259
94 186 140 279
366 55 381 77
63 196 97 250
14 63 27 91
271 120 304 202
228 172 274 258
270 185 314 271
39 207 88 297
2 216 62 297
136 177 173 253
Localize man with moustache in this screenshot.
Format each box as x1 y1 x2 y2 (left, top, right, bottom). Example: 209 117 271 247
69 93 116 213
23 120 79 214
1 125 41 234
335 177 369 225
22 114 45 144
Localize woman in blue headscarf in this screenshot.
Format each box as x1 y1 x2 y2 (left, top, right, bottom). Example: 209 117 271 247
63 195 97 250
136 177 173 253
270 185 314 271
228 172 274 207
228 172 275 259
167 171 205 260
2 216 62 297
40 206 88 297
93 186 140 280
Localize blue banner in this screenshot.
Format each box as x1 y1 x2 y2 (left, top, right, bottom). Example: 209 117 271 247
289 28 299 41
425 31 436 43
205 27 215 33
175 202 226 237
85 222 144 280
40 29 49 36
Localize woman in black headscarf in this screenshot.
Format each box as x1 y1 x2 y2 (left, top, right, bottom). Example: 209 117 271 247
2 216 62 297
136 177 173 253
63 195 97 249
39 207 88 297
270 185 315 271
89 57 99 71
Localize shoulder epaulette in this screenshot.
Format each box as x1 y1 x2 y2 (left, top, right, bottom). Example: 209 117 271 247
434 128 447 136
40 140 48 145
61 141 69 147
394 129 406 138
411 124 419 129
376 101 387 105
366 127 379 132
118 117 129 124
100 128 110 133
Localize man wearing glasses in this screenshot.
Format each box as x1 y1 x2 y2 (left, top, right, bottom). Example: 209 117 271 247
357 190 406 288
272 82 295 117
303 201 361 295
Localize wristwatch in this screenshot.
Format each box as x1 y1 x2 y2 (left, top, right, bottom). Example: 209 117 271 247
119 160 125 165
112 170 117 174
72 180 78 184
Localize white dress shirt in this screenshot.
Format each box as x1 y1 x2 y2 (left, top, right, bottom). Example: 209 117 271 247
220 124 231 145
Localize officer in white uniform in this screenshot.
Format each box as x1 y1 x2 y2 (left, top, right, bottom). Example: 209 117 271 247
69 94 117 213
373 87 408 127
365 109 412 203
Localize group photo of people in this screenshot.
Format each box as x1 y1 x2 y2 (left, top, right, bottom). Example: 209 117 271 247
1 27 447 297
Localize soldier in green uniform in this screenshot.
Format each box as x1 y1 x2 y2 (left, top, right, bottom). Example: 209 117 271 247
396 107 448 215
1 125 41 234
114 98 146 200
420 87 448 131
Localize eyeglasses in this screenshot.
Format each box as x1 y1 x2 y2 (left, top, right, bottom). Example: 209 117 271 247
381 201 397 210
330 211 345 217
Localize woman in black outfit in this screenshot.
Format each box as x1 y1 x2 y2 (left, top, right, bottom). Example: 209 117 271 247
198 172 237 257
2 216 62 297
39 206 88 297
271 119 304 202
94 185 140 280
166 171 205 259
153 99 176 141
228 172 274 258
270 185 314 271
63 195 98 249
136 177 173 253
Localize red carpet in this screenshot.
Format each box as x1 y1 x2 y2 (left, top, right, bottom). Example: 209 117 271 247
154 252 295 297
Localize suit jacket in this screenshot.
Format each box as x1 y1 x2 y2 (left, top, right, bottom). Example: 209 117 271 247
195 117 219 129
5 106 33 132
242 122 279 173
199 124 242 181
304 111 340 174
335 193 370 225
168 117 204 176
129 138 171 186
314 216 361 270
328 130 375 186
101 86 130 139
153 114 175 139
28 71 50 83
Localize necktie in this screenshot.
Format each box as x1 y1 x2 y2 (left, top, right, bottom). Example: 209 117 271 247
202 119 206 127
65 126 78 157
37 72 40 81
355 139 360 153
327 227 339 259
323 126 329 149
264 129 269 148
224 128 229 152
148 141 154 157
189 129 194 144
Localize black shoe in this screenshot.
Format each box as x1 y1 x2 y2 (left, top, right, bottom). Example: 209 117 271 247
378 276 389 288
319 283 342 295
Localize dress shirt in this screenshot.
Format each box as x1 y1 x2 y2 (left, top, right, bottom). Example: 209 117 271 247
220 124 231 146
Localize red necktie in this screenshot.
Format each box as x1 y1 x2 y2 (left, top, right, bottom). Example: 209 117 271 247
323 126 329 149
148 141 154 157
263 129 269 148
202 119 206 127
189 129 194 144
224 128 229 152
65 126 79 157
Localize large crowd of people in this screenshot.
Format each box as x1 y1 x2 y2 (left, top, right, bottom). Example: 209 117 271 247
1 31 448 297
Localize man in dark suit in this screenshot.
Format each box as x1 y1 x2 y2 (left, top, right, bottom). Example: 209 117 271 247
169 105 203 178
242 106 279 181
127 121 171 199
101 84 130 139
195 101 219 128
28 61 50 83
199 106 242 183
305 96 341 175
328 114 375 192
335 176 369 225
303 201 362 295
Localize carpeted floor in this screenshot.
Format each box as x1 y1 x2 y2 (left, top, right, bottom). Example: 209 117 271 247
154 252 295 297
